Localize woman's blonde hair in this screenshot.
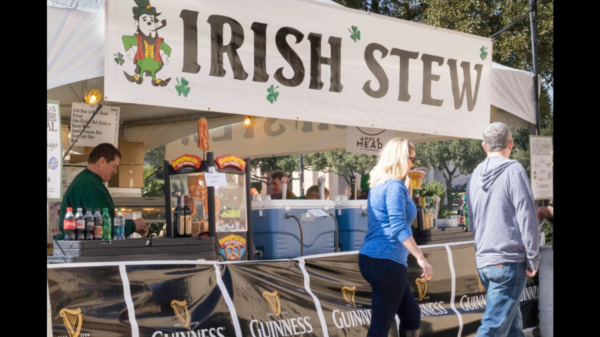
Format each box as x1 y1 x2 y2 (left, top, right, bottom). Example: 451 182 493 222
369 137 415 188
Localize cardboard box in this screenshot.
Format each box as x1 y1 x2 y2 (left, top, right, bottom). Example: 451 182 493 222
108 164 144 188
118 142 144 165
68 142 143 165
68 147 94 164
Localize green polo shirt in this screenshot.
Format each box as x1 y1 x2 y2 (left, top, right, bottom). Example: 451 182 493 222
56 169 135 240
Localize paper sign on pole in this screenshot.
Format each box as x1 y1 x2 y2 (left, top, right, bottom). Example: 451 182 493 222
70 103 120 148
47 100 62 201
205 172 228 187
529 136 553 200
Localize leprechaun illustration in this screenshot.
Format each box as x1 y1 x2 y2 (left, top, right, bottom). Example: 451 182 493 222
122 0 171 87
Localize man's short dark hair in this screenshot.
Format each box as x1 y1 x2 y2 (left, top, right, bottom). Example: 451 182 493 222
88 143 121 164
270 169 287 181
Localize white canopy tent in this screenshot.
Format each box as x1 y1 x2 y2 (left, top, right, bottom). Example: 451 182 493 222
47 0 538 154
165 117 463 161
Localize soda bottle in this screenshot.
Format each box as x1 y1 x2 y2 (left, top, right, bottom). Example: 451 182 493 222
114 208 125 240
85 208 94 240
75 208 85 240
102 208 112 241
93 208 103 240
63 207 76 240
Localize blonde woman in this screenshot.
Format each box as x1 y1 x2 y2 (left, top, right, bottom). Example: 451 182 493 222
358 137 433 337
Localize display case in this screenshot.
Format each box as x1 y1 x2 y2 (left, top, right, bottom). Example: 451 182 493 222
167 171 247 234
164 153 252 261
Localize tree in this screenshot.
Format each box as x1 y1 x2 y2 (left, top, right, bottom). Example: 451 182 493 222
510 126 531 175
250 155 299 183
303 151 376 184
144 145 165 167
142 146 165 197
416 140 486 210
142 164 164 197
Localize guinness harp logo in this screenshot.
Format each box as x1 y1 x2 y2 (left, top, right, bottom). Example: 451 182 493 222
527 276 533 285
341 286 357 307
171 300 190 328
262 290 281 317
476 273 485 292
59 308 83 337
415 278 429 302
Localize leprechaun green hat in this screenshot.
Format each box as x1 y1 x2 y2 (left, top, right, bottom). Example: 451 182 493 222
133 0 159 19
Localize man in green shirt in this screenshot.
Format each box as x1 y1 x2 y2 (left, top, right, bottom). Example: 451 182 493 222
56 143 148 240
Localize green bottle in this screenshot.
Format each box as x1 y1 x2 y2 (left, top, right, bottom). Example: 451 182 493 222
102 208 112 241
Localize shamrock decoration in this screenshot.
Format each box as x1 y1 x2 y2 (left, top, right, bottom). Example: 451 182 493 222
349 26 361 42
114 52 124 66
176 77 190 97
480 46 488 61
266 85 279 104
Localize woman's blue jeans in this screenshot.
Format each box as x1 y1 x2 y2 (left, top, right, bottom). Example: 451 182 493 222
359 254 421 337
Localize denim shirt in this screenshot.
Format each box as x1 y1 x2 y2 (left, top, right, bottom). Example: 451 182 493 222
359 179 416 266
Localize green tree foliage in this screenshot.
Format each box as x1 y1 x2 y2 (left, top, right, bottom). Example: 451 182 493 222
419 180 446 200
416 140 486 210
144 145 165 168
250 156 300 183
303 151 376 184
142 146 165 197
142 164 164 197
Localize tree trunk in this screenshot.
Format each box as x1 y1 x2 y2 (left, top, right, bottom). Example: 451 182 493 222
371 0 380 14
444 174 454 213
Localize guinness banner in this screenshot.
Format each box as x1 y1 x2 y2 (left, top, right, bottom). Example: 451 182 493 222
406 246 459 337
48 265 133 336
48 242 539 337
125 263 236 337
225 260 326 337
301 253 399 337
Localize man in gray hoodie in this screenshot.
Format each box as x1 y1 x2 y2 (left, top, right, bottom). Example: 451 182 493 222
466 122 539 337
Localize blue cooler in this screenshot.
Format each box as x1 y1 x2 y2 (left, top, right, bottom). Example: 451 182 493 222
252 200 337 259
335 200 368 251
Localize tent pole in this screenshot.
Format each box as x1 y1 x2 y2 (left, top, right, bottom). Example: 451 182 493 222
529 0 541 136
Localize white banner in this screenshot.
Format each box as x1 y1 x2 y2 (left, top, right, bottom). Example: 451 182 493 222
70 103 120 148
164 117 458 161
345 127 394 155
105 0 491 140
529 136 553 200
47 100 62 201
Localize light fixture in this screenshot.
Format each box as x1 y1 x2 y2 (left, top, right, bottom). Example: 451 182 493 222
84 89 102 105
243 116 255 128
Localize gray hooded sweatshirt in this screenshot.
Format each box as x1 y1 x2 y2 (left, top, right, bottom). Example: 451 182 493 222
466 156 540 271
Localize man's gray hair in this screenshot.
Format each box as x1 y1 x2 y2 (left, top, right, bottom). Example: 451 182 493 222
483 122 512 152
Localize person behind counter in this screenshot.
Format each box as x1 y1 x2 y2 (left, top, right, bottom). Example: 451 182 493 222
56 143 149 240
292 185 330 200
270 169 297 199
